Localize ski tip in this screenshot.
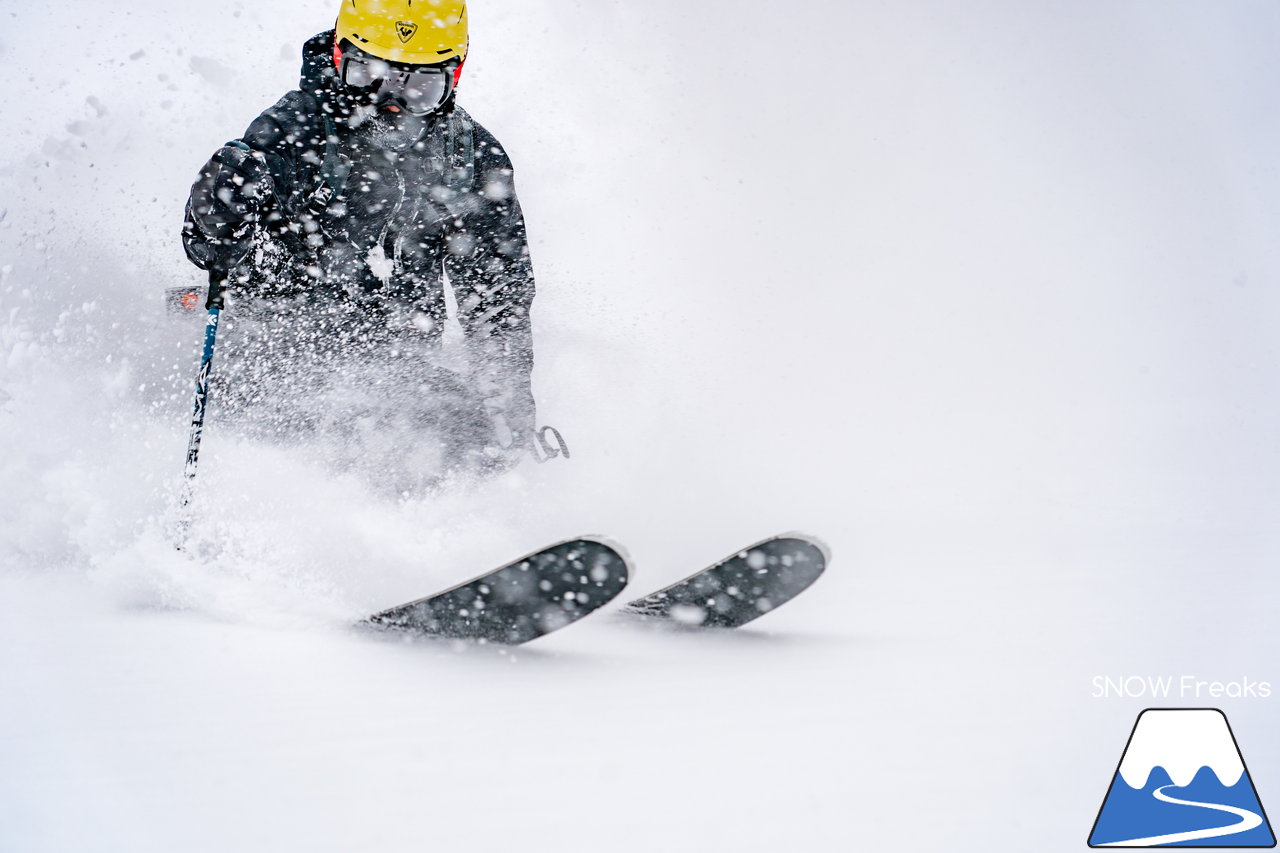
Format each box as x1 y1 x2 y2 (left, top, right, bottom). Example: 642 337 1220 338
574 534 635 579
620 531 831 630
770 531 833 567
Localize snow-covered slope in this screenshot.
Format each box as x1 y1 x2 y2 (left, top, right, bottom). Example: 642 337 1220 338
2 2 1278 851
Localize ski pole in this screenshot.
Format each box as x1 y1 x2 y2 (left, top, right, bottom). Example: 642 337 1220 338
177 273 226 543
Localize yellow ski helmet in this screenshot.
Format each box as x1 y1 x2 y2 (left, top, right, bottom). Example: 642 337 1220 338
335 0 468 66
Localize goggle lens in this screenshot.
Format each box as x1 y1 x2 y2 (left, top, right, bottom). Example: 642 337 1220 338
399 72 449 112
342 55 389 89
339 47 453 115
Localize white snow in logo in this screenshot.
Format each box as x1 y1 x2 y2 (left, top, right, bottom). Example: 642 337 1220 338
1118 710 1245 789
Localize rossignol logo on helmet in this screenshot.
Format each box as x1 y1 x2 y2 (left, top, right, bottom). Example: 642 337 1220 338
395 20 418 43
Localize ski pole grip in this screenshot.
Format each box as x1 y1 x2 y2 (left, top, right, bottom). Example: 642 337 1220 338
206 268 227 311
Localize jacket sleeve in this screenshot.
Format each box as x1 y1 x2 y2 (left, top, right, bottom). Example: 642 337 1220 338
443 129 538 436
182 91 321 275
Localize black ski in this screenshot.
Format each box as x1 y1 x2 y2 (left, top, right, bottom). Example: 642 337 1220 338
365 537 631 645
623 533 828 628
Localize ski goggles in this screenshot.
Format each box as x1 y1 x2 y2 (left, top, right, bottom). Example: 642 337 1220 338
337 42 458 116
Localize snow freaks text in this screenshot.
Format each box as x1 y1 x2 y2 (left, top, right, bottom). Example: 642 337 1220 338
1091 676 1273 700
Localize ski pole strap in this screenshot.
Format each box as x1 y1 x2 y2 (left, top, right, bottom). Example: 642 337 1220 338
534 426 571 463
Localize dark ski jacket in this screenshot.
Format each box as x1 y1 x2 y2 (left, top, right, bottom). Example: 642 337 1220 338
183 30 536 430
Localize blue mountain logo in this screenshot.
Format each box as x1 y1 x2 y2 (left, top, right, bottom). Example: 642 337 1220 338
1089 709 1275 847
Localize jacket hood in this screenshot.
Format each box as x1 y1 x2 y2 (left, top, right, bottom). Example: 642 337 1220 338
301 30 340 100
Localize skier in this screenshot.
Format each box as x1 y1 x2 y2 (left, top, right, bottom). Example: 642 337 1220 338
181 0 544 488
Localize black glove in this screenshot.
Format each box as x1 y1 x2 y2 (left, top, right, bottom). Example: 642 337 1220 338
182 142 275 276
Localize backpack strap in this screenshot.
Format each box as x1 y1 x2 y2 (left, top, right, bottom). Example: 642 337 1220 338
306 116 352 218
444 109 476 192
321 116 352 194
